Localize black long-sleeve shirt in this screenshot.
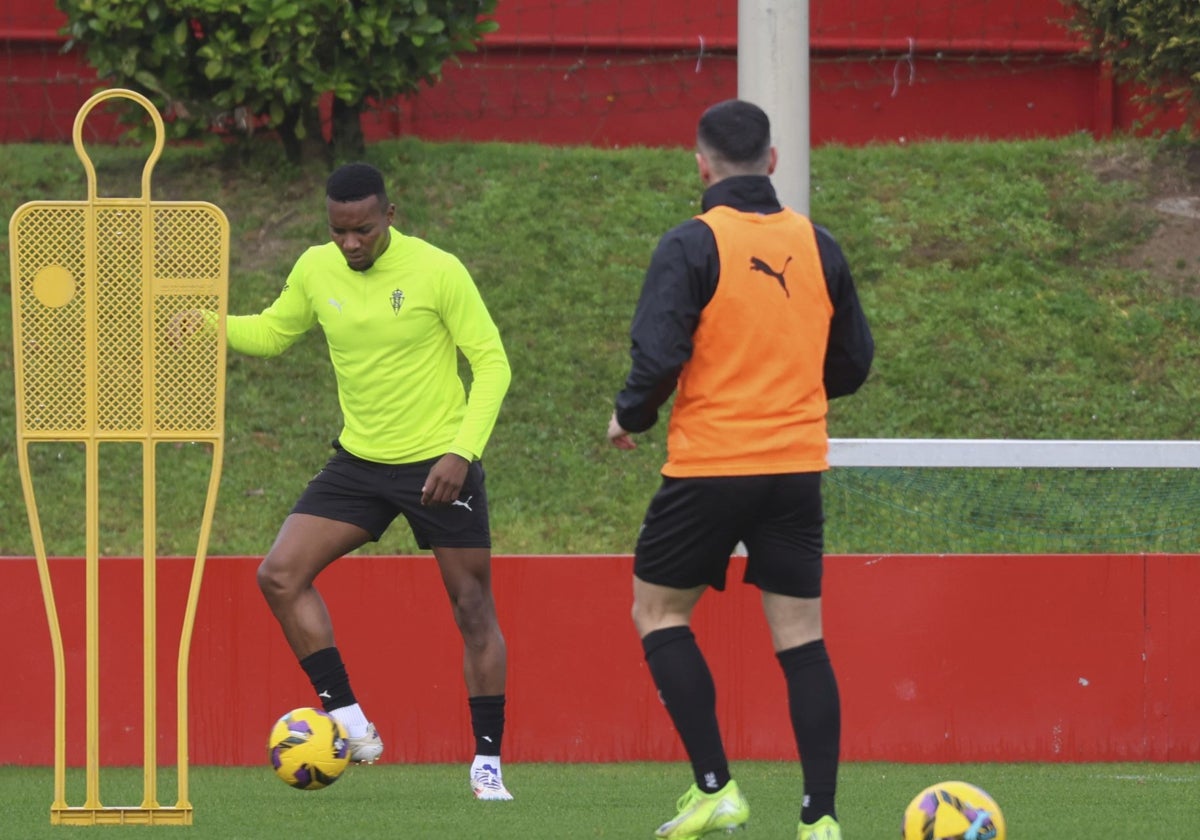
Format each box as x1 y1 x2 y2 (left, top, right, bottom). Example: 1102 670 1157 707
615 175 874 434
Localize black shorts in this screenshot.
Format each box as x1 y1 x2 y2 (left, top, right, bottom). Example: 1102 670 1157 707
634 472 825 598
290 445 491 550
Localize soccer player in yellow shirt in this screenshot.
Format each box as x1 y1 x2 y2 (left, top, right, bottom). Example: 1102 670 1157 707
199 162 513 799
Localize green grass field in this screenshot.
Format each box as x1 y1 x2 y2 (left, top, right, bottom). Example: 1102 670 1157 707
4 761 1198 838
2 134 1199 557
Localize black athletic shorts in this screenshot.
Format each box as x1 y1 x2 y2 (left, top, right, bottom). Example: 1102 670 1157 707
290 444 491 550
634 472 825 598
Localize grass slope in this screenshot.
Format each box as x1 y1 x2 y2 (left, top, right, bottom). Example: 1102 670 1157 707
1 135 1198 556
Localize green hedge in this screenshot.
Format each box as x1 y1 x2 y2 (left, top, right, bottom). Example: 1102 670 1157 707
56 0 498 163
1066 0 1200 132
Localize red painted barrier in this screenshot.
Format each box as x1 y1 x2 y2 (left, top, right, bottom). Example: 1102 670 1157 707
0 0 1186 146
4 553 1199 767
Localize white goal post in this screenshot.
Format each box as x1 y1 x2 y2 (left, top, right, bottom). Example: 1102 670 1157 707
827 439 1200 469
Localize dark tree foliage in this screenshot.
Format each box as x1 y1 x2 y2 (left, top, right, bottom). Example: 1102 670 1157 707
58 0 499 164
1065 0 1200 133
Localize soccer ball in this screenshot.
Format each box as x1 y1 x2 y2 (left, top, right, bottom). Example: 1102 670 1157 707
267 707 350 790
901 780 1006 840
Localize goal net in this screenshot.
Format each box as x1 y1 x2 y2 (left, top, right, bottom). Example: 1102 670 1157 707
823 439 1200 554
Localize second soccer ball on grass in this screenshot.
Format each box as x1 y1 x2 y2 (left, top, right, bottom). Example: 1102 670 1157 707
901 780 1006 840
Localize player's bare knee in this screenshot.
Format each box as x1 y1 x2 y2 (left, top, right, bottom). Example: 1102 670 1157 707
256 556 295 602
631 599 679 637
457 603 502 650
631 600 647 633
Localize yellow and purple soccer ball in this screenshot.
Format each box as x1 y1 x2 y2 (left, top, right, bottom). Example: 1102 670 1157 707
901 780 1006 840
267 707 350 790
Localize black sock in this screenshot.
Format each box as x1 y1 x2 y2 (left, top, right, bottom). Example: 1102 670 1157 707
299 647 357 713
469 694 505 756
777 639 840 823
643 626 731 793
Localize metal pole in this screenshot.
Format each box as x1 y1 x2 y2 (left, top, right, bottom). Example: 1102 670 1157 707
738 0 810 214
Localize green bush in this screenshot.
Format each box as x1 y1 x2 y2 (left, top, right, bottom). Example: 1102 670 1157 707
1066 0 1200 133
57 0 499 164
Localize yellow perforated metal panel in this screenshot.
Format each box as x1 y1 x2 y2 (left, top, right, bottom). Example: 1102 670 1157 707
9 89 229 826
12 191 226 436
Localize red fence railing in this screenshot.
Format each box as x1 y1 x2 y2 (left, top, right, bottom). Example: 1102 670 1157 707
0 0 1186 147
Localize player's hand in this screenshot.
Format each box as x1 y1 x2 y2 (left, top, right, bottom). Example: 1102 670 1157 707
421 453 469 506
607 411 636 450
168 309 205 347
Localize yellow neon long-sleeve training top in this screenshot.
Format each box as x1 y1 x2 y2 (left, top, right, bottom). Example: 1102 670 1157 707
226 228 510 464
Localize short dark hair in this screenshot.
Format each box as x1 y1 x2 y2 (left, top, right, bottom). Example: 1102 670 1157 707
326 162 389 205
696 99 771 168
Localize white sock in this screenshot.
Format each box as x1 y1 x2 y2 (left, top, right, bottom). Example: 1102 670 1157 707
472 755 502 776
329 703 370 738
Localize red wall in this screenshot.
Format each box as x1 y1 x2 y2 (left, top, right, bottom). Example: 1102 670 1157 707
0 0 1186 146
4 553 1199 767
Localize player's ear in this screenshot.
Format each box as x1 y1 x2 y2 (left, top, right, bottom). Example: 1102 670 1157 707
696 151 712 185
766 146 778 176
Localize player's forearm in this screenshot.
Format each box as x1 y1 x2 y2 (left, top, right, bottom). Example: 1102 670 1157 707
615 350 680 433
450 350 511 459
225 313 301 358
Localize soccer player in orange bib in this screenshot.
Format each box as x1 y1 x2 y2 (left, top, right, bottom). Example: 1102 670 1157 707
608 100 874 840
